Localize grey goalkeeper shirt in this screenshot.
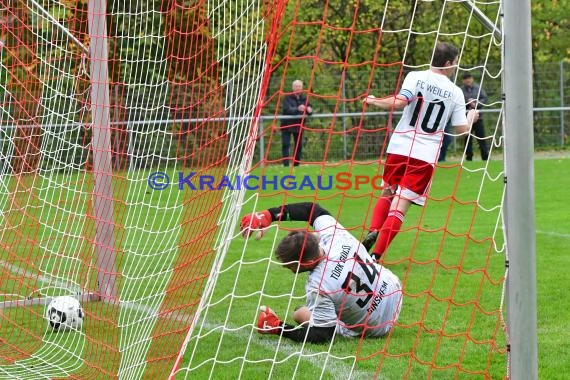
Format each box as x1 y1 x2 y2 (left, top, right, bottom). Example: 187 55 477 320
304 215 403 337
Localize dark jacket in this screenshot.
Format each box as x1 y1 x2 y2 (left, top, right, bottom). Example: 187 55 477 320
280 93 312 132
460 83 488 111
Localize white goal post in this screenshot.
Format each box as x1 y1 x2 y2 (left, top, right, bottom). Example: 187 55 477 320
503 0 538 378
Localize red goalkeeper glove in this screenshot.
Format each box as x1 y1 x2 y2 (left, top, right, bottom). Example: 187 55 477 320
240 210 272 239
257 306 283 334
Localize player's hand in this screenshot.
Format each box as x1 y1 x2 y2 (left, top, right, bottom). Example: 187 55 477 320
363 95 376 104
467 109 479 125
257 306 283 334
240 210 272 239
297 104 306 112
306 106 313 114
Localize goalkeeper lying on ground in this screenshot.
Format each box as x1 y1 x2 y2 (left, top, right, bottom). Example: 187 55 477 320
240 202 403 344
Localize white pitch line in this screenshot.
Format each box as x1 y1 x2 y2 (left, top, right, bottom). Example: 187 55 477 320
536 230 570 239
114 302 378 379
498 227 570 239
186 323 379 380
0 260 82 295
0 260 380 380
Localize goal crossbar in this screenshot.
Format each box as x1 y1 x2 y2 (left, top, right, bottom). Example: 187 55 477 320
460 0 502 41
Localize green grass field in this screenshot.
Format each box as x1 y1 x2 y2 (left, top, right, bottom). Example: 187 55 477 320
178 159 504 379
177 156 569 379
0 156 568 379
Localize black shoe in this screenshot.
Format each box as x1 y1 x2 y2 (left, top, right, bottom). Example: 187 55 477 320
361 230 379 251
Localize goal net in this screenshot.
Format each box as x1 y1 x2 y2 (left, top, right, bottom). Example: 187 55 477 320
0 0 507 379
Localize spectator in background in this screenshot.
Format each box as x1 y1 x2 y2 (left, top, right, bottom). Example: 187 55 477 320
281 80 312 167
460 74 489 161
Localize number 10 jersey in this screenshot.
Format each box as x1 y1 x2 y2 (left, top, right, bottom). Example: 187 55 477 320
387 69 467 164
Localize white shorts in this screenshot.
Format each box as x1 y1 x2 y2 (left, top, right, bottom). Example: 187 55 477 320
381 181 428 207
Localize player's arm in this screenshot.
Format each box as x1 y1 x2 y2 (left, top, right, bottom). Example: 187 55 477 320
453 109 479 134
364 71 416 111
451 91 480 134
363 94 408 110
280 323 336 344
258 305 336 344
268 203 330 224
278 294 336 343
240 203 330 238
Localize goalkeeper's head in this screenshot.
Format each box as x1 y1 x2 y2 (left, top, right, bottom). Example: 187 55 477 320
275 231 324 273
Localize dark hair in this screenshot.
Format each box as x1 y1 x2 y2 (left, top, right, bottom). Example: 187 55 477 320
275 230 320 272
462 73 474 80
431 42 459 68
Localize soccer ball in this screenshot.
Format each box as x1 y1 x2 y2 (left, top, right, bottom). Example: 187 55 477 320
45 296 84 332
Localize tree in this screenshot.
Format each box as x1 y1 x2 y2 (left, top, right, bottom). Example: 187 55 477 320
531 1 570 64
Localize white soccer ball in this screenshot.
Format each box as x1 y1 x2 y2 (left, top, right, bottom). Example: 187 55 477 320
45 296 84 332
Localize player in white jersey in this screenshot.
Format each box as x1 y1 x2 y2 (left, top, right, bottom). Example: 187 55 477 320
361 42 479 260
240 203 403 343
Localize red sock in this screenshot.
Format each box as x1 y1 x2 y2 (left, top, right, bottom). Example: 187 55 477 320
373 210 405 257
370 196 392 231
